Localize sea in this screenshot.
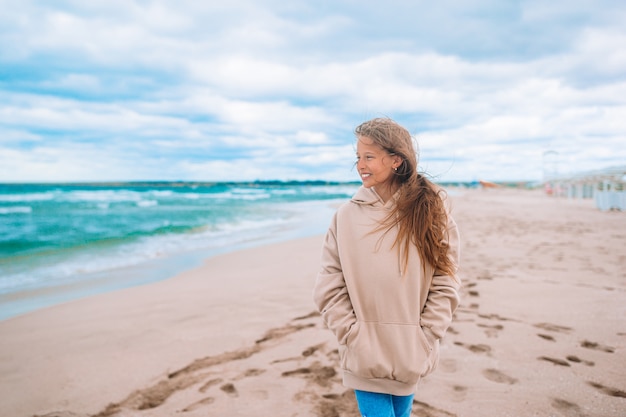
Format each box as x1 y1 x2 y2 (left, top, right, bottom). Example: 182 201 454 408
0 181 360 320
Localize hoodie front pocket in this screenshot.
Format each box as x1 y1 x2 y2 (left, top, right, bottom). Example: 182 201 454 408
343 322 436 385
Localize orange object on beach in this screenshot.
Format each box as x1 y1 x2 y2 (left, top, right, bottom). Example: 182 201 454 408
479 180 499 188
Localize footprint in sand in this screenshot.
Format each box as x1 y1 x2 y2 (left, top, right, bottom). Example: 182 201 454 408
551 398 587 417
587 381 626 398
199 378 223 393
413 399 457 417
282 361 338 388
566 355 594 366
538 356 570 367
580 339 615 353
180 396 215 412
537 333 555 341
327 348 340 361
220 382 239 397
313 390 360 417
454 341 491 354
293 311 321 321
302 343 326 357
478 313 513 322
534 322 572 333
482 368 518 384
477 323 503 338
450 384 468 401
271 343 328 365
238 368 265 378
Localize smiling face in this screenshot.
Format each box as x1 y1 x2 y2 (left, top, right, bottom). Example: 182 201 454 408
356 135 401 201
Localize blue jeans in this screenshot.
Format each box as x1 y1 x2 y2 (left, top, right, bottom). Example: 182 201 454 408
354 390 414 417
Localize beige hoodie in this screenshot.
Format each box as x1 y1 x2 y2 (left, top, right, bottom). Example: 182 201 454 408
313 186 461 395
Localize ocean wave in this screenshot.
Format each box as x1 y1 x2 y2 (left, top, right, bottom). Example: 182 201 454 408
0 186 346 208
0 214 292 294
301 185 359 195
0 184 350 305
61 190 144 203
0 192 56 202
136 200 158 207
0 206 33 214
179 191 271 201
149 190 174 197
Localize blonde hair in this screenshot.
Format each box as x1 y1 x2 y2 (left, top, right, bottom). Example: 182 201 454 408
355 117 456 277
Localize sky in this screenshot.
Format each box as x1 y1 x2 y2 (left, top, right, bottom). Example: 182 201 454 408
1 0 625 183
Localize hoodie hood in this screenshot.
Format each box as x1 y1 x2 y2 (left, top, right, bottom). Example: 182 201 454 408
351 186 397 208
351 186 380 205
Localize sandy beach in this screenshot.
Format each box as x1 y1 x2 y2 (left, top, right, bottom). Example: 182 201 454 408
1 188 624 417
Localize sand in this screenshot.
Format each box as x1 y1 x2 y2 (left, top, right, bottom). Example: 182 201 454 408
0 188 624 417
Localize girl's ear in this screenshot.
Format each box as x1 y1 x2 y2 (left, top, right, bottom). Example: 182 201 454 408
393 154 402 168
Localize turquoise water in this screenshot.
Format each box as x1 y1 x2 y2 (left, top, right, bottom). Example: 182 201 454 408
0 181 359 319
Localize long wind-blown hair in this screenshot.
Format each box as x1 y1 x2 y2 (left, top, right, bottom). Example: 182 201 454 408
355 118 456 277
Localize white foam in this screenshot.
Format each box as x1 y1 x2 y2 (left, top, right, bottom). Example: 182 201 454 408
149 190 174 197
0 206 32 214
61 190 143 203
0 192 56 202
136 200 158 207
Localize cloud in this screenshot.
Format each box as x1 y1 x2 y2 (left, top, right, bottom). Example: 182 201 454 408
0 0 625 183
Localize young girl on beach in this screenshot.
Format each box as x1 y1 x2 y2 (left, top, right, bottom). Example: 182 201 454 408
313 118 461 417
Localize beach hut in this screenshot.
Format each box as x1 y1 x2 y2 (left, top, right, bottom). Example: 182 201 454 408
543 165 626 211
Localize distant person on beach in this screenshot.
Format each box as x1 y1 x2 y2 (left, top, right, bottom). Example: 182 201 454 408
313 118 461 417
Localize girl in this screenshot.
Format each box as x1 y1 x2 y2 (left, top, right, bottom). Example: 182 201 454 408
313 118 461 417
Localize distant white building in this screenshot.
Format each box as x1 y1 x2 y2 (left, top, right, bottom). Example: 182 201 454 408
543 165 626 211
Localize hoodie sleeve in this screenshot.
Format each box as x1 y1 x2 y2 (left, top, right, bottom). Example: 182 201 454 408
313 212 356 345
420 212 462 342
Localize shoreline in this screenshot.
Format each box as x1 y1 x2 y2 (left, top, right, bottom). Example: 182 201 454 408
1 188 624 417
0 197 343 322
0 182 353 322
